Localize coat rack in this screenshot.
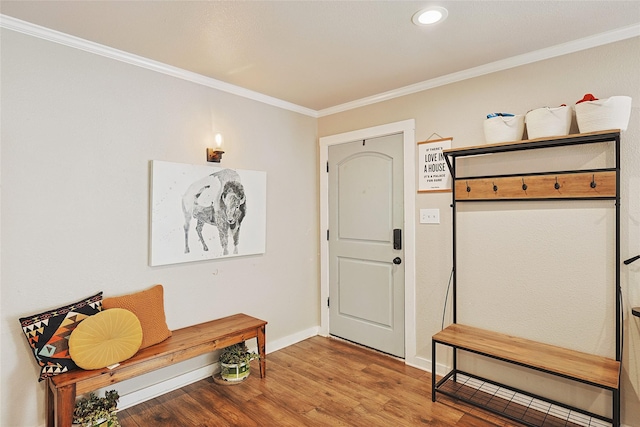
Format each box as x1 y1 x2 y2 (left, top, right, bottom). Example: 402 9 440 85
436 130 622 427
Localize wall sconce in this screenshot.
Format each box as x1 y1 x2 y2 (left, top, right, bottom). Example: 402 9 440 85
207 133 225 163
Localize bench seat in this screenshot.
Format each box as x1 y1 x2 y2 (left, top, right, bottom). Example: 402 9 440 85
433 323 620 389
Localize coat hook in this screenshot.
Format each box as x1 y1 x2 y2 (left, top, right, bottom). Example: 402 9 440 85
554 177 560 190
466 181 471 193
522 178 527 191
493 182 498 192
590 174 597 189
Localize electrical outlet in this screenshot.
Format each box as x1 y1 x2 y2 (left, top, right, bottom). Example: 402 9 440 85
420 208 440 224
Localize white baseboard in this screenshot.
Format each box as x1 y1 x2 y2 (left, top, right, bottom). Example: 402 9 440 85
405 354 430 372
265 325 319 355
117 325 320 411
118 364 216 410
405 354 453 378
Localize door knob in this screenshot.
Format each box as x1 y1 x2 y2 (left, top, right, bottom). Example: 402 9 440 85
393 257 402 265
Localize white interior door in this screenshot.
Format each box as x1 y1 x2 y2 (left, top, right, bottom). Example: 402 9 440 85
328 133 405 357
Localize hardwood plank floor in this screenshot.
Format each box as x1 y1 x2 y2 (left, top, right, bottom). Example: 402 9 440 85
118 336 521 427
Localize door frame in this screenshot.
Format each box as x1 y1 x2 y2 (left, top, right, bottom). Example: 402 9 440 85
319 119 416 365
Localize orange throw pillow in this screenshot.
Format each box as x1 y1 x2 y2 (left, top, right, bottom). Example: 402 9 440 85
102 284 171 349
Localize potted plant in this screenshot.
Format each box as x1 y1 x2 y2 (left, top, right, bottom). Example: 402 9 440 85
73 390 120 427
218 342 259 382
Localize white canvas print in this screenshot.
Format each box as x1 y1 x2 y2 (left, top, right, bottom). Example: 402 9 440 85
150 161 266 266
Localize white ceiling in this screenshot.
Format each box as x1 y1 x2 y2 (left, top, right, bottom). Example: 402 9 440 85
2 1 639 113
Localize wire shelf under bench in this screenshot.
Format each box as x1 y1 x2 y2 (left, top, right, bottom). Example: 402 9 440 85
437 372 611 427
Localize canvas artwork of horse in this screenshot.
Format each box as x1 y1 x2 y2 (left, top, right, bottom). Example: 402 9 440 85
182 169 246 255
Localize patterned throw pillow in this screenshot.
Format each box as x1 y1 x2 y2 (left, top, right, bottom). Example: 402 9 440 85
19 292 103 381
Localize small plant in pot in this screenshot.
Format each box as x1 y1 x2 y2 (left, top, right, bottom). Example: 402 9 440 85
218 342 259 383
73 390 120 427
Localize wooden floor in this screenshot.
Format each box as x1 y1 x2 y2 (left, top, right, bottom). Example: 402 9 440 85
118 336 522 427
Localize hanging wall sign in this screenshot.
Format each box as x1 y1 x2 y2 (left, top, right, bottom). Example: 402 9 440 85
418 137 452 193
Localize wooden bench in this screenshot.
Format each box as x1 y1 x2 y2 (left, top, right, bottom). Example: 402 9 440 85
432 324 620 426
46 313 267 427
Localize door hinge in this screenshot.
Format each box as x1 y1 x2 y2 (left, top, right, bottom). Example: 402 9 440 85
327 229 329 240
326 161 329 173
327 297 330 307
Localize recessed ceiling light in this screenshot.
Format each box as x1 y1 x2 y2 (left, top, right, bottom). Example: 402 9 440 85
412 6 448 26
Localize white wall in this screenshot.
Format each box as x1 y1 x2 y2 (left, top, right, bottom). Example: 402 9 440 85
319 37 640 427
1 29 319 427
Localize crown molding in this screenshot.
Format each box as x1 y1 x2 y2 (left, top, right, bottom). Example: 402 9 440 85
317 23 640 117
2 14 638 119
0 14 318 118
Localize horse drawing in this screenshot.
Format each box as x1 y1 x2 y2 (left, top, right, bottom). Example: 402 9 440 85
182 169 246 255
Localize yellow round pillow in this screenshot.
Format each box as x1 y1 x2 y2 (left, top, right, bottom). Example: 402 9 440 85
69 308 143 370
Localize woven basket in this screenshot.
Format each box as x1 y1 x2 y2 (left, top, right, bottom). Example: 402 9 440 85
575 96 632 133
525 106 572 139
483 115 525 144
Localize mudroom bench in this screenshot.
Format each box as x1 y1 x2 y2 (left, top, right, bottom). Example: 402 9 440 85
432 324 621 426
46 313 267 427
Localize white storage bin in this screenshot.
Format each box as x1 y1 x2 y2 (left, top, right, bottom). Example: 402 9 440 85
483 115 525 144
574 96 632 133
525 106 572 139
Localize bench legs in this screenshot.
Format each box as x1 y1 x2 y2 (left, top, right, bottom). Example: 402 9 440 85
46 379 75 427
432 339 437 402
257 324 266 378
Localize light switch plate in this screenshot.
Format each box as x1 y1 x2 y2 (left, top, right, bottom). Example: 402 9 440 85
420 208 440 224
